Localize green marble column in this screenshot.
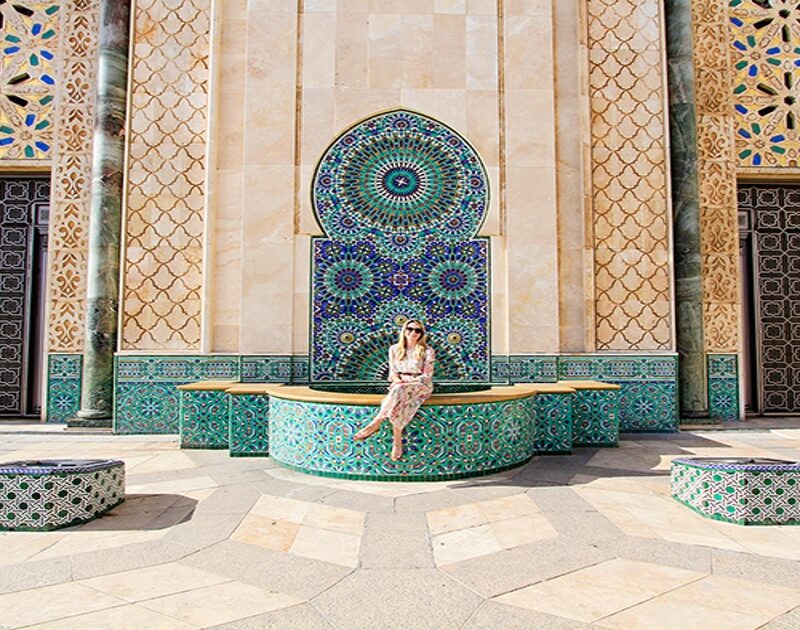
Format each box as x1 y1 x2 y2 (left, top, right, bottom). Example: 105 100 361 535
665 0 707 418
72 0 132 428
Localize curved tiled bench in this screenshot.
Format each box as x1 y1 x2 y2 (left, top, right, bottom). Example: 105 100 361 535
0 459 125 531
671 457 800 525
262 384 553 481
176 380 621 479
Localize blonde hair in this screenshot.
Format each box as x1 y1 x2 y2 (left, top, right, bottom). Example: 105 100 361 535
396 320 428 361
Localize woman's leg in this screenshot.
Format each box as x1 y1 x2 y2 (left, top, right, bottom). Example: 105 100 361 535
391 424 403 461
355 384 402 440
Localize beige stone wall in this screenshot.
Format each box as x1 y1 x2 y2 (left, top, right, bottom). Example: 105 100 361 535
202 0 569 355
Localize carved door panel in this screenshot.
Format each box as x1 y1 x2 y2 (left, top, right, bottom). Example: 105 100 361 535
739 184 800 414
0 176 49 416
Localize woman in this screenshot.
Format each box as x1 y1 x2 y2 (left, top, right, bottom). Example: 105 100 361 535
354 320 435 461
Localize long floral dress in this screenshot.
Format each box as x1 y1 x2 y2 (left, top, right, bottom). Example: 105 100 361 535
377 343 435 430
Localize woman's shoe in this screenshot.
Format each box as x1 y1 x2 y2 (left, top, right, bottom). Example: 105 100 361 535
354 421 381 441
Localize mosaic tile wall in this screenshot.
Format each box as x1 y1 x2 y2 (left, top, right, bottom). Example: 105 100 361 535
559 355 679 432
241 355 308 384
730 0 800 168
491 356 559 383
46 353 82 424
114 355 239 434
708 354 740 422
179 389 229 449
311 110 490 383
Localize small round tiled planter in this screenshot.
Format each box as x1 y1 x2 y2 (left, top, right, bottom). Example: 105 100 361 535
671 457 800 525
0 460 125 531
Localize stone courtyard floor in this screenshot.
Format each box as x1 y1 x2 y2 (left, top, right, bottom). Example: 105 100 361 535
1 422 800 629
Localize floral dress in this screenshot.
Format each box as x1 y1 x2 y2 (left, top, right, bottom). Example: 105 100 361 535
377 344 435 429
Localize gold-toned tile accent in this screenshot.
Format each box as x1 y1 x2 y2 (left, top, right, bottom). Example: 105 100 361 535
121 0 211 350
587 0 673 350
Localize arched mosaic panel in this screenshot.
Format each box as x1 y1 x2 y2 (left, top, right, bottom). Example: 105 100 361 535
730 0 800 167
311 110 490 382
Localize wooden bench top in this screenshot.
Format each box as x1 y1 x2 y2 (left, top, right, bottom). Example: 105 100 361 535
179 380 620 404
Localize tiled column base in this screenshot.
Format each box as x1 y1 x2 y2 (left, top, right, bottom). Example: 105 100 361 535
533 393 573 453
572 389 619 447
179 389 231 449
269 396 536 481
671 458 800 525
0 460 125 531
229 394 270 457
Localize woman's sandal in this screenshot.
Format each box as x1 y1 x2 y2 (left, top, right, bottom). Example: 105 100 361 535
354 421 381 441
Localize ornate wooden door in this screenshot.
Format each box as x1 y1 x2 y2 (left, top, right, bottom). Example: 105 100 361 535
739 184 800 414
0 176 49 416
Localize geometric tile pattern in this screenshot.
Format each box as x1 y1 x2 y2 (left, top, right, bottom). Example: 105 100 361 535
46 353 82 424
730 0 800 168
241 355 308 384
268 396 536 481
229 394 269 457
559 355 678 431
179 390 229 449
571 389 619 446
707 354 739 422
671 457 800 525
587 0 673 351
0 460 124 531
311 110 490 382
0 1 60 162
533 393 573 453
692 0 741 353
113 355 239 434
45 0 100 352
121 0 211 350
491 355 558 383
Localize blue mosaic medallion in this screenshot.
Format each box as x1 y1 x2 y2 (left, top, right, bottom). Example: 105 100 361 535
311 110 490 383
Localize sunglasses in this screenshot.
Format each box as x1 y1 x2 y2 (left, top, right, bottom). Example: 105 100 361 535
405 327 423 334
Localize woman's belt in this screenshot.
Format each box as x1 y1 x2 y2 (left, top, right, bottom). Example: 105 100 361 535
398 372 421 376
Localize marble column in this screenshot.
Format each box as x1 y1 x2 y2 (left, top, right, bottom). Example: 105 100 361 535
665 0 707 417
73 0 131 427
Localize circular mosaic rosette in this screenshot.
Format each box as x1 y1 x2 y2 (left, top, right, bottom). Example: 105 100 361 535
313 110 489 241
